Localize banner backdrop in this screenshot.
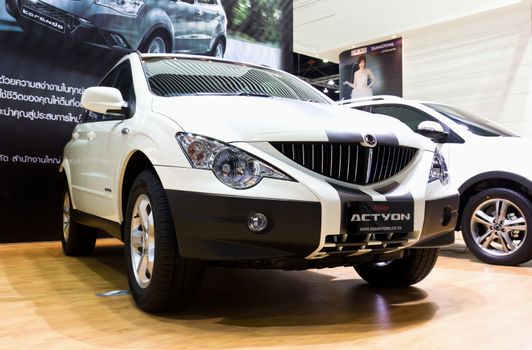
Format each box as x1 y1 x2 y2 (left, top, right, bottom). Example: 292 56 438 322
0 0 293 242
339 38 402 101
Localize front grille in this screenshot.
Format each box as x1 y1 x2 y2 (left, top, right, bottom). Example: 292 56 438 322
20 0 80 32
322 232 410 255
270 142 417 185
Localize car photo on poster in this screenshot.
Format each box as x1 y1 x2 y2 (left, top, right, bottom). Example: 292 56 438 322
5 0 228 56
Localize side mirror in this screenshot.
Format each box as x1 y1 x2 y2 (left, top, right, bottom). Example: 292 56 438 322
417 121 449 143
81 87 127 115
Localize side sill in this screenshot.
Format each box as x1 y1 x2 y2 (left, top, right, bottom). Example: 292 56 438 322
72 210 122 240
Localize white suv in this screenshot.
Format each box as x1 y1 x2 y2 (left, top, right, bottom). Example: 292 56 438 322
341 96 532 266
60 54 458 312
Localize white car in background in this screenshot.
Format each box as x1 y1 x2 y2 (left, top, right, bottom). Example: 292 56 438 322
341 96 532 266
60 54 459 313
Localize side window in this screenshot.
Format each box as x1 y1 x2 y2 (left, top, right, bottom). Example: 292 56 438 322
180 0 195 4
372 105 438 132
82 61 136 123
199 0 216 4
354 106 373 113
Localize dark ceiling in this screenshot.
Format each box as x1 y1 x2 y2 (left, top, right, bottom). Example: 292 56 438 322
293 53 339 100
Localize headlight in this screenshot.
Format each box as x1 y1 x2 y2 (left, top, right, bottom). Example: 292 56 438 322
176 133 293 189
95 0 144 16
428 149 449 185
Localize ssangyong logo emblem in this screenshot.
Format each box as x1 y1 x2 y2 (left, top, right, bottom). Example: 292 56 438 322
362 133 377 148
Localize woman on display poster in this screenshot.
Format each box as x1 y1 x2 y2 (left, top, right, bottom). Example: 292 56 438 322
343 54 377 99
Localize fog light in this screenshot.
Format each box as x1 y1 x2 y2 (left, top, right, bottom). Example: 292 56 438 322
248 212 268 233
441 206 453 226
110 33 128 47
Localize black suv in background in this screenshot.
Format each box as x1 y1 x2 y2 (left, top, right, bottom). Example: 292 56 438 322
6 0 227 56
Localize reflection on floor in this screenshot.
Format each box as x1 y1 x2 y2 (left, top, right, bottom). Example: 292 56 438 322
0 238 530 349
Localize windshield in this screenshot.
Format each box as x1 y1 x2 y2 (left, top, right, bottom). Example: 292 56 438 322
142 57 331 104
424 103 518 137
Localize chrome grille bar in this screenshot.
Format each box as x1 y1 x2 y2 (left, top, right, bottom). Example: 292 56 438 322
271 142 417 185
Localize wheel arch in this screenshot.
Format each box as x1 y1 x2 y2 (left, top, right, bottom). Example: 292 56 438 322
456 171 532 230
118 150 162 239
138 22 174 53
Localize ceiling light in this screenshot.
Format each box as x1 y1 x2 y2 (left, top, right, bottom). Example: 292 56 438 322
323 88 328 93
327 80 334 86
323 59 329 63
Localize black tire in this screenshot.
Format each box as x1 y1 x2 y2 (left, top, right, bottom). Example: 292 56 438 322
354 248 439 287
61 186 97 256
461 188 532 266
210 38 225 58
124 170 205 313
138 31 171 53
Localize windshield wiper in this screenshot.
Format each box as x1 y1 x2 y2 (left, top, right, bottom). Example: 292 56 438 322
236 92 272 98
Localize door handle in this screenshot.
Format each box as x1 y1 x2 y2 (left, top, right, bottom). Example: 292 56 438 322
195 8 203 15
72 132 79 140
87 131 96 141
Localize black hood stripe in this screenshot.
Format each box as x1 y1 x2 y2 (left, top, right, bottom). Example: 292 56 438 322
325 131 399 146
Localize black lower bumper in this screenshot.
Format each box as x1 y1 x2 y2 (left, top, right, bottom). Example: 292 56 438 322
166 190 322 261
413 195 460 248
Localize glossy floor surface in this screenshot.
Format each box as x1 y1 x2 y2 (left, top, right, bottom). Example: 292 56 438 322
1 239 531 349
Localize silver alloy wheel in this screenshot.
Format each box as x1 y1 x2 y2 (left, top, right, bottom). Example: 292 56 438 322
63 192 71 242
130 194 155 289
470 198 528 256
147 37 166 54
214 42 224 58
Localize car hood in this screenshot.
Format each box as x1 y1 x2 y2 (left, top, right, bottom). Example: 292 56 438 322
152 96 436 151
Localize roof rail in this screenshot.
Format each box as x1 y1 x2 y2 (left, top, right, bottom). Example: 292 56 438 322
337 95 403 105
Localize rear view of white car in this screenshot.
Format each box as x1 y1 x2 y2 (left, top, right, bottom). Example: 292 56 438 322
341 96 532 266
60 54 459 312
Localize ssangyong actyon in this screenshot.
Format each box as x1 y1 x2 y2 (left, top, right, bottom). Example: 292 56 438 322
6 0 227 56
60 53 459 312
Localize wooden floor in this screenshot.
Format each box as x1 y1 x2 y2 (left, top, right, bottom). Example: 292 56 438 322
0 239 531 349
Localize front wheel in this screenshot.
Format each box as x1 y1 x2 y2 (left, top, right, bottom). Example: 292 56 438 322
124 171 205 313
354 248 439 287
461 188 532 265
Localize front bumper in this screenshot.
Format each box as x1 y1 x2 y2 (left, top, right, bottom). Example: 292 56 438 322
165 189 459 265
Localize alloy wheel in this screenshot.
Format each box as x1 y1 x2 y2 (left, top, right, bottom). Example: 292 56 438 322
148 37 166 54
470 198 528 256
130 194 155 289
214 42 224 58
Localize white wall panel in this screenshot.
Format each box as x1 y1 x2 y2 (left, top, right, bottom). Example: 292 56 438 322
403 1 532 136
